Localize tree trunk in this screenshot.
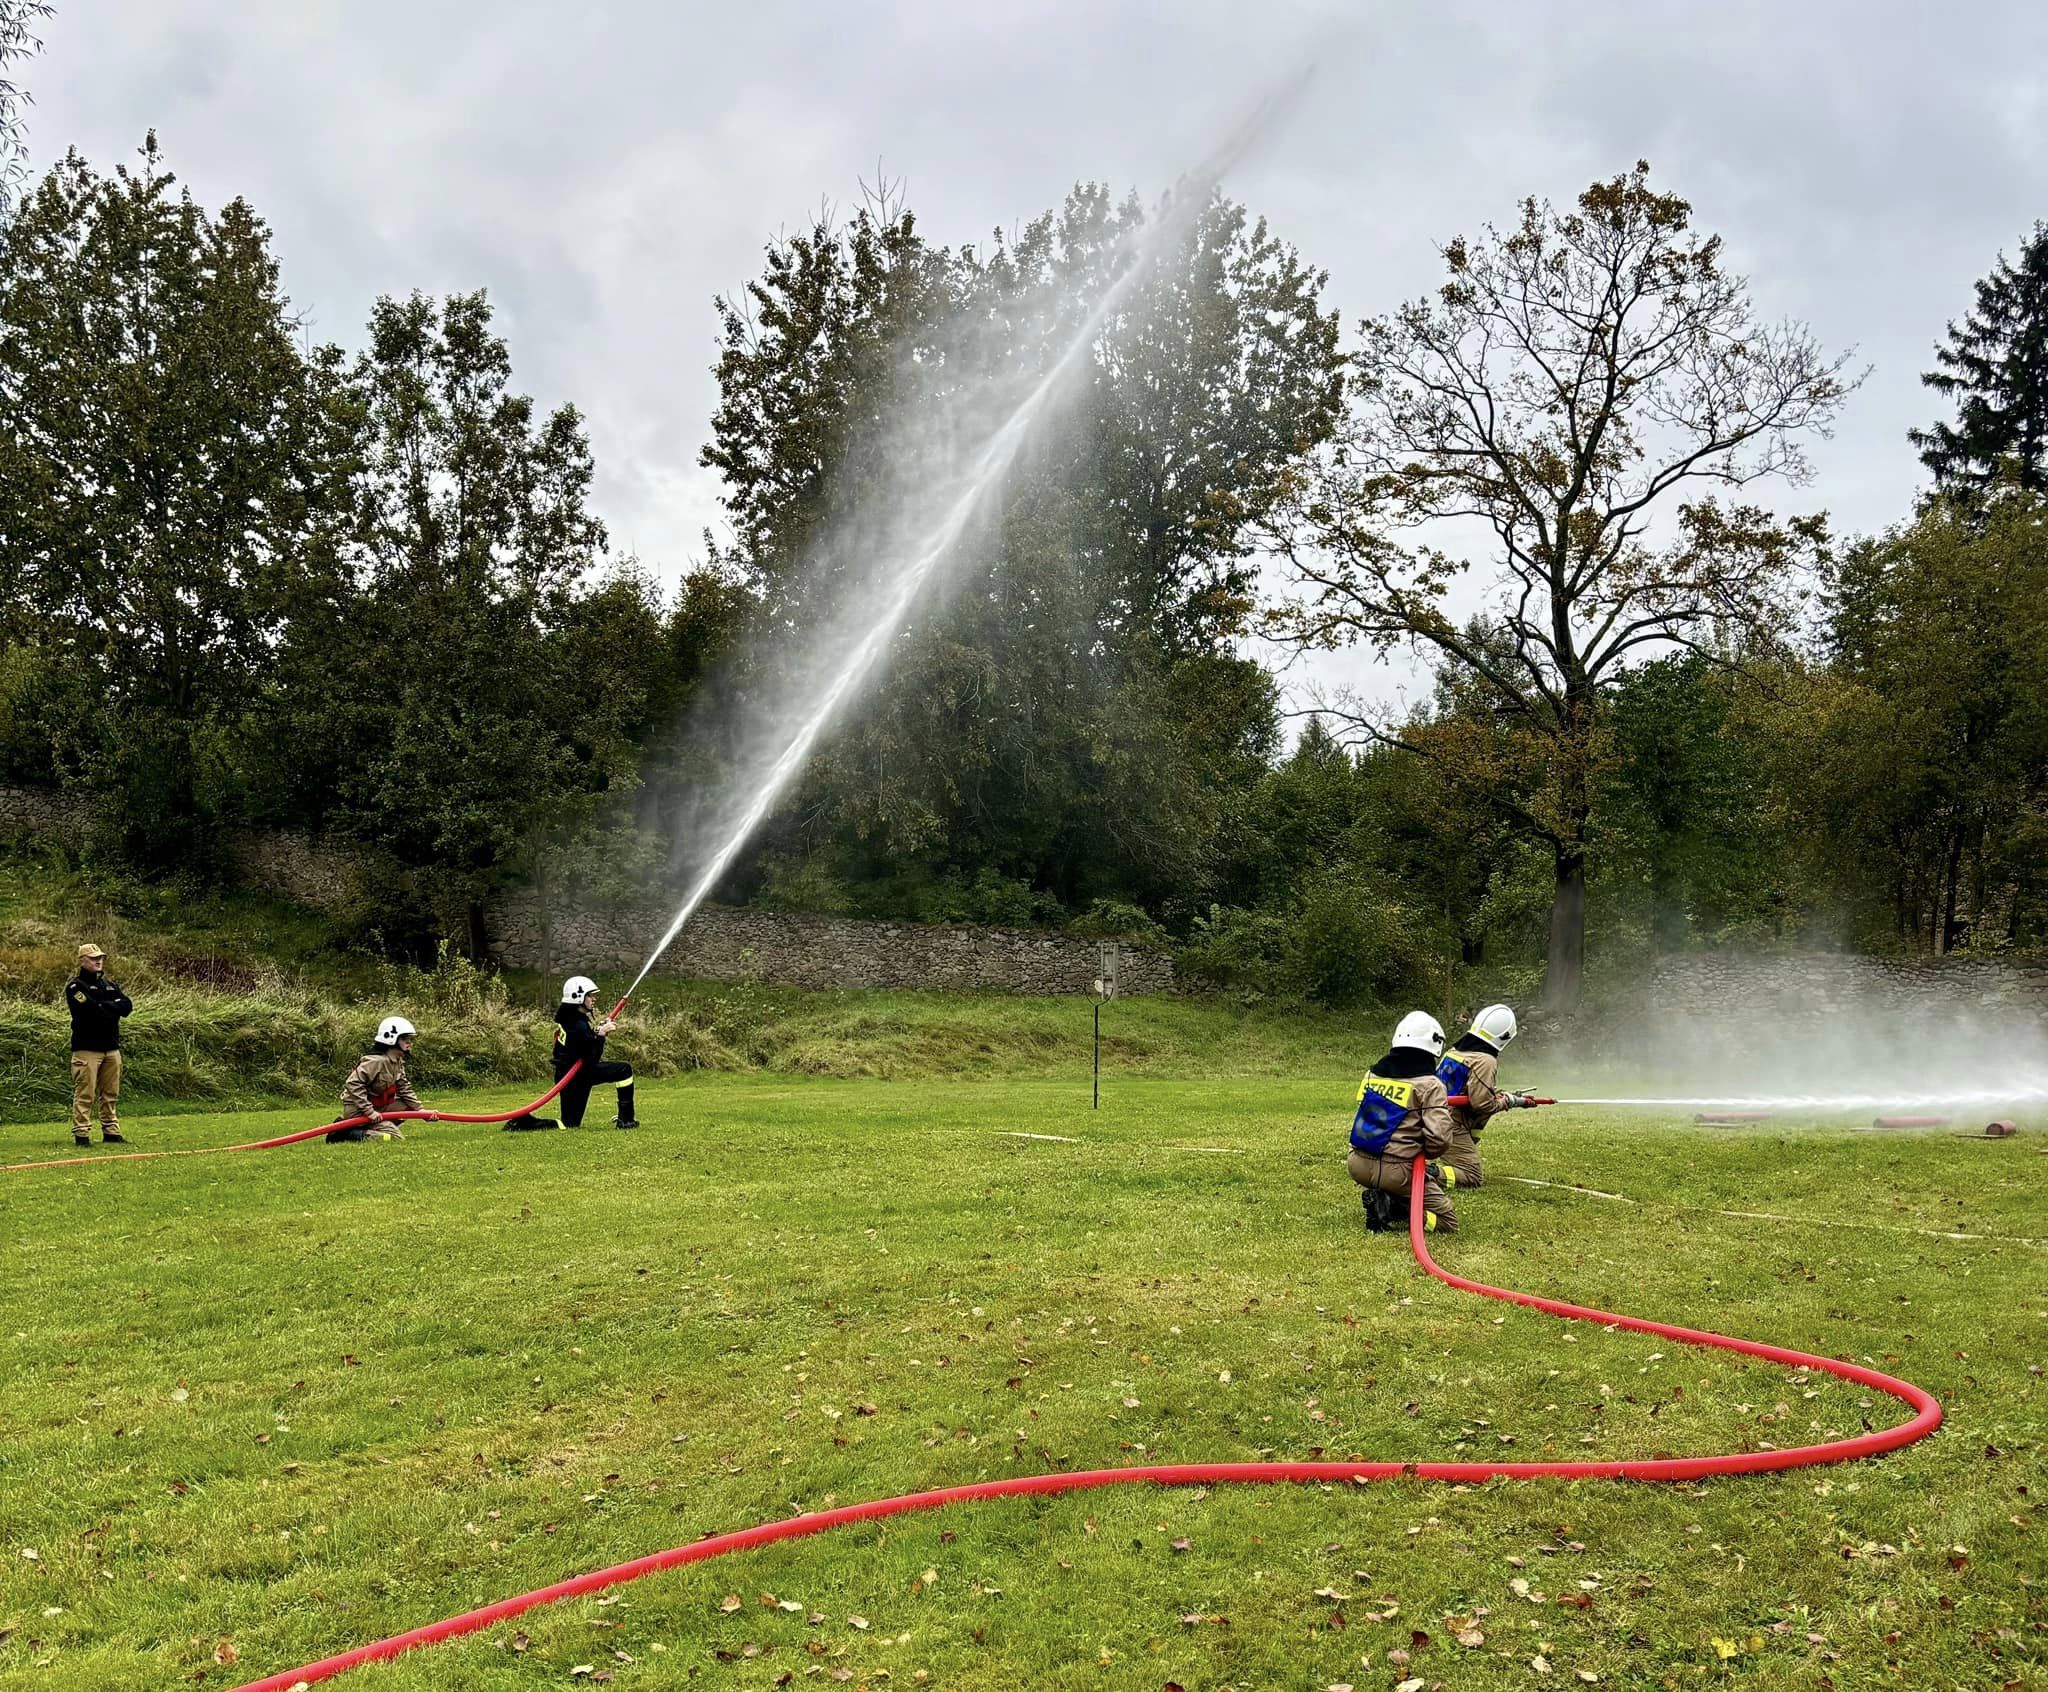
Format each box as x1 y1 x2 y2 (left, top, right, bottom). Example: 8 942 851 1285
1542 846 1587 1013
1939 826 1965 954
465 899 491 966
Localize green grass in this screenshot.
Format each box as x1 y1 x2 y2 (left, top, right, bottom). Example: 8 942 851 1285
1 1076 2041 1690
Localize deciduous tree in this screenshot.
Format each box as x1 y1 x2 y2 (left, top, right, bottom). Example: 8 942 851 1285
1266 163 1855 1008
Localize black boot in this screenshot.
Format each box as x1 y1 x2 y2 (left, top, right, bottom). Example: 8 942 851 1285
1362 1186 1395 1233
502 1115 560 1131
613 1085 639 1130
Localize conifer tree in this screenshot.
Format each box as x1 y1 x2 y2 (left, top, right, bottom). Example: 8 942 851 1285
1911 222 2048 492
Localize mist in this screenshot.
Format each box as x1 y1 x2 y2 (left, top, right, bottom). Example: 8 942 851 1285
1533 953 2048 1118
619 78 1314 997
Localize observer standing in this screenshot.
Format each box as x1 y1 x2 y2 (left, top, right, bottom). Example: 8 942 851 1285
65 942 132 1147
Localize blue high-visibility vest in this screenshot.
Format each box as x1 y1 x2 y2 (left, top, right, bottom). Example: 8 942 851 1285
1437 1053 1472 1098
1349 1074 1414 1156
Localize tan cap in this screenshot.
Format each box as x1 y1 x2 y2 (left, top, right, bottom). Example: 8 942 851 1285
77 942 106 960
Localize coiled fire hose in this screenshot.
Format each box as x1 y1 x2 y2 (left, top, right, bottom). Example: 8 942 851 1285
228 1145 1942 1691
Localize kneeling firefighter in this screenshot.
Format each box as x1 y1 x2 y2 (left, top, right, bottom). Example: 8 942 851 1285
327 1016 439 1142
550 975 637 1130
1435 1002 1538 1188
1347 1010 1458 1234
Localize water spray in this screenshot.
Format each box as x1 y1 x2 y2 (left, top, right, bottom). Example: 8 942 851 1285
610 80 1310 1013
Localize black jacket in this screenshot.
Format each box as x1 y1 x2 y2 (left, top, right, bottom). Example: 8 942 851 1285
66 974 133 1052
552 1003 606 1076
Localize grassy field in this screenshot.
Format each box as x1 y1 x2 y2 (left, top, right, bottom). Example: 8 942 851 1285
0 1073 2042 1690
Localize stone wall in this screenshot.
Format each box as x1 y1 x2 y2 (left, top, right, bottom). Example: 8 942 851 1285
0 783 95 843
486 891 1175 996
224 831 367 915
1 783 365 912
1637 951 2048 1024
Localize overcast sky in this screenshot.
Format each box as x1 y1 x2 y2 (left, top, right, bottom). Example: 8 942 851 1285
25 0 2048 713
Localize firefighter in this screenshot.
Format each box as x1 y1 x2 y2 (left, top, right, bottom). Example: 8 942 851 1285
65 942 132 1146
548 975 638 1130
1347 1010 1458 1234
326 1016 439 1143
1435 1003 1537 1188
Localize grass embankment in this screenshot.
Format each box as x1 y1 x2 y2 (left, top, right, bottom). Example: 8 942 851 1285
0 854 1372 1124
0 1079 2040 1689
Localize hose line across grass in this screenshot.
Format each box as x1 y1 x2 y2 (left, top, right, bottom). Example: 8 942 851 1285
0 1062 588 1174
230 1154 1944 1692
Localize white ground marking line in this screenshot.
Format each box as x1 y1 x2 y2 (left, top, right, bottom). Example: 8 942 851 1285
1168 1146 1247 1155
1503 1176 1637 1203
1512 1176 2045 1247
997 1131 1081 1143
1710 1207 2047 1245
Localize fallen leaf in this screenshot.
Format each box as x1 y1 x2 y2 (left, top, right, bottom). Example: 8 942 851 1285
849 1617 869 1630
213 1640 238 1667
776 1599 805 1612
570 1669 595 1680
1171 1537 1192 1553
1395 1681 1424 1692
1577 1674 1600 1684
511 1631 529 1653
1456 1626 1485 1648
719 1595 742 1614
1532 1654 1552 1674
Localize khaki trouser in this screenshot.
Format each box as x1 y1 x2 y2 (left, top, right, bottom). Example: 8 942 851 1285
1348 1147 1458 1233
71 1049 122 1136
1444 1123 1485 1188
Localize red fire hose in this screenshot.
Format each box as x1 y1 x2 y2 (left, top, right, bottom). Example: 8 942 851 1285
1 997 630 1176
229 1148 1942 1692
0 1064 588 1174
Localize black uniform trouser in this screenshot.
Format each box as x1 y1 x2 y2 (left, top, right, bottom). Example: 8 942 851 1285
556 1060 632 1127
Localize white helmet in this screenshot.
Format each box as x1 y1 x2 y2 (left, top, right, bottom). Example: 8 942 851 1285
375 1015 416 1047
1470 1003 1518 1047
1391 1010 1446 1056
561 974 599 1005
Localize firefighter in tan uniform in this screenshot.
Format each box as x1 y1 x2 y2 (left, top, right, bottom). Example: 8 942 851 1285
1347 1011 1458 1234
1435 1003 1537 1188
326 1016 440 1143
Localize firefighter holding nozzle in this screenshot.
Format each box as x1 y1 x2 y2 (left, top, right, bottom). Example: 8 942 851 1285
1435 1002 1540 1189
506 974 639 1130
1348 1011 1459 1234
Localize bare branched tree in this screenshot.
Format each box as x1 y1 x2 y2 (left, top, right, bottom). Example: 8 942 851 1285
1265 163 1858 1009
0 1 54 223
